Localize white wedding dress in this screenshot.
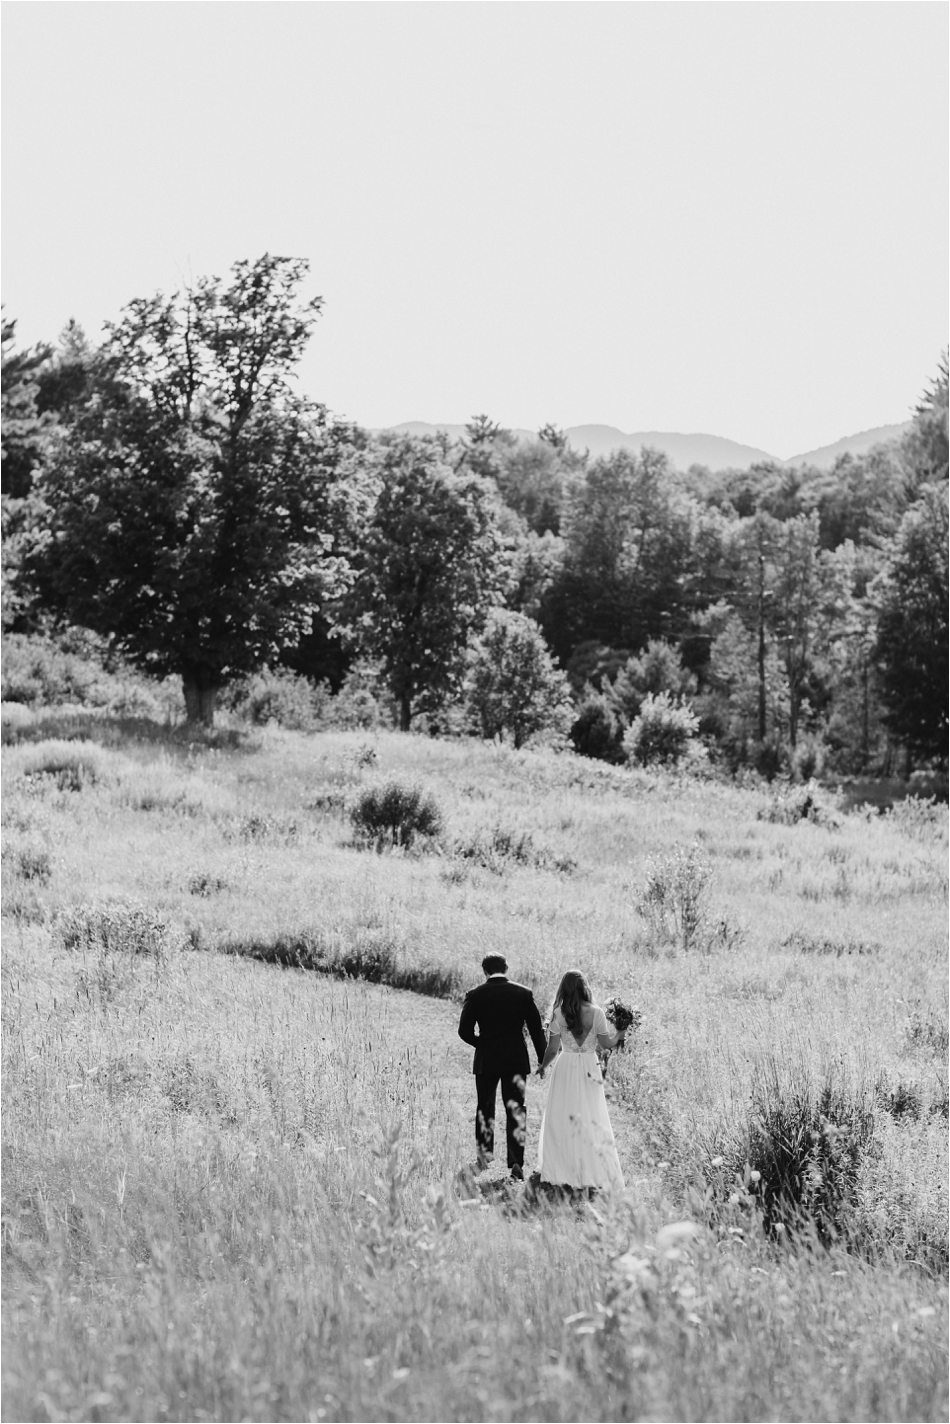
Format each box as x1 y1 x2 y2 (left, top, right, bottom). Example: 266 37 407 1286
537 1005 625 1192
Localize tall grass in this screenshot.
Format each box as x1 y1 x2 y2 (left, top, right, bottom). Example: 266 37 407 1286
2 722 947 1421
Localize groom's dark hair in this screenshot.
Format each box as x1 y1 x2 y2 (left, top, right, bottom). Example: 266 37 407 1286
482 954 508 976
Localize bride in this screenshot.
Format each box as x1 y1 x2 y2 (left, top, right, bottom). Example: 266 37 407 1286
537 970 626 1193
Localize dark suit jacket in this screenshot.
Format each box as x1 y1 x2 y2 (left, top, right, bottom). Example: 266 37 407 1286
458 976 547 1077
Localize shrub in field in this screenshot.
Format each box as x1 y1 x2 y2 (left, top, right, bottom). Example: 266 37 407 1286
637 843 713 950
225 667 324 731
452 824 576 875
758 780 842 829
730 1061 877 1247
9 738 114 791
570 694 626 764
1 701 33 744
58 899 181 958
5 841 52 884
1 632 109 706
350 780 444 849
0 631 179 719
884 795 947 842
623 692 699 768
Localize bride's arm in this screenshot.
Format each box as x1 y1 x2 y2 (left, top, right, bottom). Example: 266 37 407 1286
595 1005 624 1051
538 1032 561 1078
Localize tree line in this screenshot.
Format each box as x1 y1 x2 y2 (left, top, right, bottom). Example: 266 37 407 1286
2 255 947 774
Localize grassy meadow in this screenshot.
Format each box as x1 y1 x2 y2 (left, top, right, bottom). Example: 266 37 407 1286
1 707 948 1422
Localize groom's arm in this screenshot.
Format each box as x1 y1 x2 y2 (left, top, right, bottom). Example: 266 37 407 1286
458 991 479 1048
524 992 547 1066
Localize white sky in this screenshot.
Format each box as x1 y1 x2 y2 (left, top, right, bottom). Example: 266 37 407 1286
2 2 947 459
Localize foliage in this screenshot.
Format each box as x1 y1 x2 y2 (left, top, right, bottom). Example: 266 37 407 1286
883 795 947 841
727 1060 877 1246
490 434 585 536
609 638 697 722
58 898 181 958
637 842 714 949
901 350 949 491
1 315 52 501
542 447 695 661
353 435 506 730
623 691 699 767
757 780 842 829
569 693 626 763
450 824 575 875
7 738 116 791
349 779 444 849
466 608 572 748
872 484 949 765
564 640 631 696
26 256 372 725
224 666 324 731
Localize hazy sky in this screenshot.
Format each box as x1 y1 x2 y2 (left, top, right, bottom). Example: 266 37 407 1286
2 2 947 458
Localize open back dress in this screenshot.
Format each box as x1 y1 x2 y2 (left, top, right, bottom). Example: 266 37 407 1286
537 1004 625 1192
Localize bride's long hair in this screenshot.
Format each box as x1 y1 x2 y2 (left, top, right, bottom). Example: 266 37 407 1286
552 970 592 1034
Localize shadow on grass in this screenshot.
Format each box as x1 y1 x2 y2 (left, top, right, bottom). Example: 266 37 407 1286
2 709 259 758
206 927 463 1000
453 1166 599 1219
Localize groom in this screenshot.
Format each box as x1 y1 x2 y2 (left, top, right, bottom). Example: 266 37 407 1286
458 954 547 1181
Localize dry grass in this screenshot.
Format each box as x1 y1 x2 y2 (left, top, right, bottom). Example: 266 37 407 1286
2 720 947 1421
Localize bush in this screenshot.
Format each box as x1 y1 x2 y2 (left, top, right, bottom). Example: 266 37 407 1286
58 899 181 958
726 1060 877 1247
8 739 114 791
322 659 396 731
789 733 828 783
0 632 181 720
570 695 625 763
623 692 699 767
638 843 713 950
225 667 324 731
884 795 947 841
350 780 444 849
610 639 697 722
758 780 842 829
452 824 576 875
1 701 34 743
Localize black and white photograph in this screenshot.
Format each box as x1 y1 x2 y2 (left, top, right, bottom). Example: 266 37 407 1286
2 3 947 1421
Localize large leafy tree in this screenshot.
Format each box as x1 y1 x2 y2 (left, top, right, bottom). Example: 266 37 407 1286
873 484 949 767
466 608 572 748
2 318 55 628
354 435 506 730
28 255 369 724
1 316 52 501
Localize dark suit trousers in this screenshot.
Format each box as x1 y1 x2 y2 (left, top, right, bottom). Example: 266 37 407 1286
475 1070 527 1168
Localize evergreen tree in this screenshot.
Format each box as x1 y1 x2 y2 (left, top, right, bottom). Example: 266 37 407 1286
873 484 949 766
354 435 506 730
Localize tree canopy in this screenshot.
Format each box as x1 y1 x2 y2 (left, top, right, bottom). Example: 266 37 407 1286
26 255 369 723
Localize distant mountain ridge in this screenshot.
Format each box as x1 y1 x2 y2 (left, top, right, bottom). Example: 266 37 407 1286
380 420 912 473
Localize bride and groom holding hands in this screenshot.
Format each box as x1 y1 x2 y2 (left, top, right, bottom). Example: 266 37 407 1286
458 954 626 1193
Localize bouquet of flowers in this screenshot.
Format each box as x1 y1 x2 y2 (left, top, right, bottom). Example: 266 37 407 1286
603 996 642 1036
600 996 641 1080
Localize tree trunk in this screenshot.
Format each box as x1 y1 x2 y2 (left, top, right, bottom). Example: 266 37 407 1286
182 670 221 727
399 691 412 733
